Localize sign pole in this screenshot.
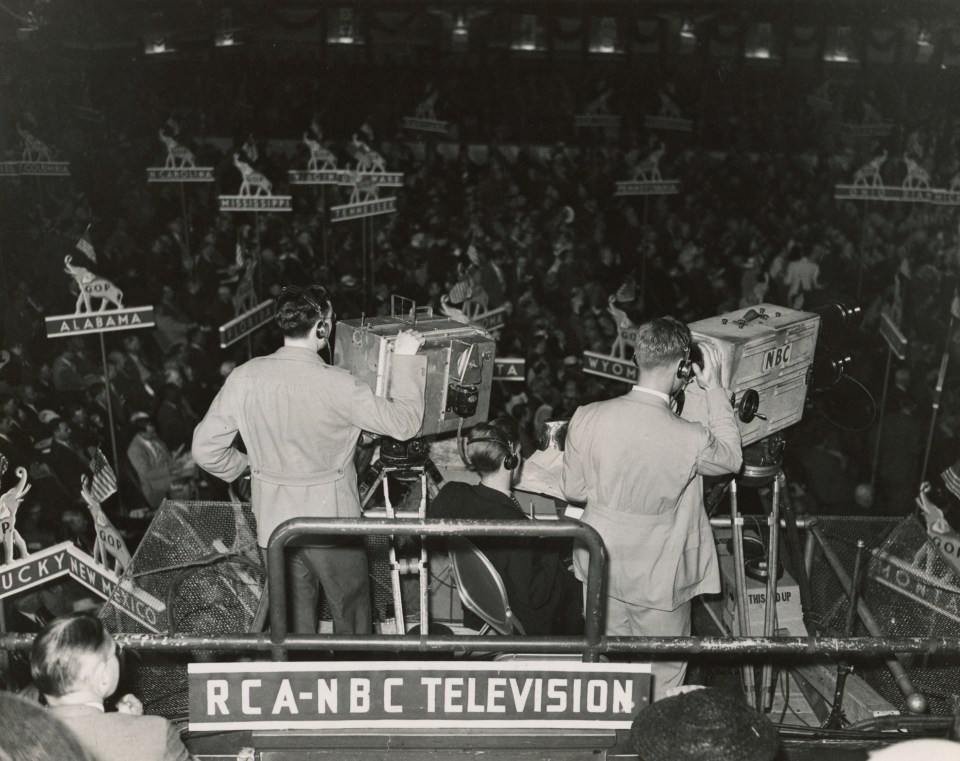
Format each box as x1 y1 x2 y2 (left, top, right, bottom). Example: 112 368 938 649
870 346 893 489
98 331 122 506
856 201 869 300
369 217 376 305
641 196 649 310
179 181 191 265
921 346 951 485
361 214 368 305
254 211 263 297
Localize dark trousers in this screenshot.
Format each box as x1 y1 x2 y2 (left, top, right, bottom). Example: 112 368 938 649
288 544 372 634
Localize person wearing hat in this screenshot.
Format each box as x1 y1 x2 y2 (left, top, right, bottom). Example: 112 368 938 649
630 687 779 761
561 316 741 702
192 284 426 635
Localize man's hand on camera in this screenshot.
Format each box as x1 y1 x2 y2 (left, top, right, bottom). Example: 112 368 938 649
692 341 723 390
394 330 424 356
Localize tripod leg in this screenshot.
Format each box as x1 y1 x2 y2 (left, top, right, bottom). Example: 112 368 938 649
419 469 430 635
360 461 386 509
383 470 407 635
760 475 782 711
730 480 756 706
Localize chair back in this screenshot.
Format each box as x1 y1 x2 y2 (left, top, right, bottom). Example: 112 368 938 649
448 537 526 635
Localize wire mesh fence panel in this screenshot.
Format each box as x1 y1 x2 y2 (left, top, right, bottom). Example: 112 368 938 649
98 500 265 721
809 515 960 716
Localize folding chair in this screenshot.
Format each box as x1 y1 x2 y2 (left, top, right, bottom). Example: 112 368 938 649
448 537 526 636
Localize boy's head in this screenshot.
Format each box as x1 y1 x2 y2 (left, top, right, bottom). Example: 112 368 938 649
464 418 521 475
31 613 120 701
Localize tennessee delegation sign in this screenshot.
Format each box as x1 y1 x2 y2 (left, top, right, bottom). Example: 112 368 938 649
189 661 651 731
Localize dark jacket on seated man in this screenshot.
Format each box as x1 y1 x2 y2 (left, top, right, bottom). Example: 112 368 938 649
429 420 582 636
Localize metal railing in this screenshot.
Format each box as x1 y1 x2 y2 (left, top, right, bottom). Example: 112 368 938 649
3 517 960 665
265 517 608 661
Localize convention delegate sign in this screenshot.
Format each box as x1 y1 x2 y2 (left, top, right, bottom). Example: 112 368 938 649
836 152 960 206
401 90 449 135
615 144 680 197
45 257 155 338
1 125 70 177
289 127 342 185
0 541 165 633
582 305 639 384
573 85 620 130
644 91 693 133
220 154 291 212
869 522 960 628
219 299 275 349
217 260 273 349
493 357 525 382
582 351 638 384
188 661 651 731
147 129 214 183
330 171 399 222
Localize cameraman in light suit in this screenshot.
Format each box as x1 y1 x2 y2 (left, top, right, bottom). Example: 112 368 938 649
561 316 741 701
192 285 425 634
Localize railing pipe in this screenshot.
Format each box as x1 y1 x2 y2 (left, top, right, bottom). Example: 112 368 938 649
4 633 960 656
266 518 607 662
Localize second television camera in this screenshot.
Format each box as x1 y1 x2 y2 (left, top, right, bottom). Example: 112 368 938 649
680 302 859 446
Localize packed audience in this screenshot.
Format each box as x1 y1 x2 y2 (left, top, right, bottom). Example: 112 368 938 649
1 54 960 605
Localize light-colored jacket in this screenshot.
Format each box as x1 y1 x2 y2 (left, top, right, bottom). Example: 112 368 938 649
561 387 742 611
192 346 426 546
49 703 193 761
127 434 174 509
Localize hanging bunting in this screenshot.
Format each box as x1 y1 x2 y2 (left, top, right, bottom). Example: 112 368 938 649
707 17 743 58
784 23 822 61
629 18 663 56
865 26 900 64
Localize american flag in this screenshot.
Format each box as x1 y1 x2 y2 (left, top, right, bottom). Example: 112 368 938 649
76 226 96 263
615 276 637 303
942 460 960 502
88 446 117 503
448 279 472 304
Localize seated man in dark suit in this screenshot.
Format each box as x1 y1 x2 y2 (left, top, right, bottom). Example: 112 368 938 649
429 418 582 635
31 612 193 761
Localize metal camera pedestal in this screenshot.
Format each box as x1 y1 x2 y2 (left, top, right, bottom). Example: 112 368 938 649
359 437 445 635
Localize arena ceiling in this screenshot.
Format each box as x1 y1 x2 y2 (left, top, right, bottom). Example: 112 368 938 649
2 1 958 49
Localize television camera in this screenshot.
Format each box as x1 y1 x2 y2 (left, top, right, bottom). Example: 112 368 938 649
680 301 862 711
680 301 860 483
334 297 496 464
333 297 497 633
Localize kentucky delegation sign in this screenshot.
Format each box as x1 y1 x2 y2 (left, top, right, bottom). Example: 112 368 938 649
188 661 651 731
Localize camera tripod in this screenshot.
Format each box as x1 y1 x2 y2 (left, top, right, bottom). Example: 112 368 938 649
707 433 815 711
358 437 445 635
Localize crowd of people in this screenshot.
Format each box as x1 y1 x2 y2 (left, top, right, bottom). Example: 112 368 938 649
0 46 958 616
2 20 960 761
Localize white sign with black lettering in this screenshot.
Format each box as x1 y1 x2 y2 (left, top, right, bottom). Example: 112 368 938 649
189 661 651 731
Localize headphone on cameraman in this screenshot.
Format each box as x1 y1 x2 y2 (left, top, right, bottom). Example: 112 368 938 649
677 339 695 382
277 285 332 341
458 427 520 471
